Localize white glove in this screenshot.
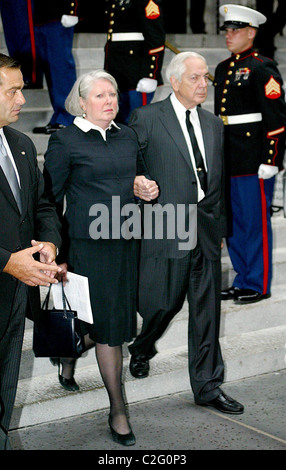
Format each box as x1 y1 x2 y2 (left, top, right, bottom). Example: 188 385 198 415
61 15 79 28
258 164 279 179
136 78 158 93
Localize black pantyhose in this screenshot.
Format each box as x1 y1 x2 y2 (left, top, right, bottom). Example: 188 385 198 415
59 335 130 435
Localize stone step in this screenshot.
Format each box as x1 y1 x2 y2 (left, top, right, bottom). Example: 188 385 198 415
2 30 286 428
18 280 286 381
11 320 286 429
10 213 286 429
4 29 286 139
18 279 286 383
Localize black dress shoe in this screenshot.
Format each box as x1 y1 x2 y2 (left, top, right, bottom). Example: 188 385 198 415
108 416 136 446
235 290 271 304
221 286 242 300
33 123 66 134
59 375 79 392
196 391 244 415
50 357 79 392
129 354 150 378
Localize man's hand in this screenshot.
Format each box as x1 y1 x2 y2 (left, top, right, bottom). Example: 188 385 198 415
31 239 57 264
3 245 62 287
134 176 159 201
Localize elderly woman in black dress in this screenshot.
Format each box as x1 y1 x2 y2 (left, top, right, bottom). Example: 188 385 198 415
44 70 158 446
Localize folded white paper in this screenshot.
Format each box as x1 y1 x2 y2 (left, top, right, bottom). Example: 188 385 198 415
51 272 94 324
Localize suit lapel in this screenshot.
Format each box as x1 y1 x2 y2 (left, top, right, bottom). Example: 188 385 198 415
197 107 214 187
158 97 196 173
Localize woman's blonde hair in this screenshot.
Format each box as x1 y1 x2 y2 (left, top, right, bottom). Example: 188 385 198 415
65 70 119 116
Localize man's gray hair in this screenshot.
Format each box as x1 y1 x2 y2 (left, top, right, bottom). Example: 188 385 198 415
65 70 118 116
165 51 208 83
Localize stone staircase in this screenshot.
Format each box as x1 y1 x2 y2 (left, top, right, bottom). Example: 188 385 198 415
11 212 286 429
0 30 285 430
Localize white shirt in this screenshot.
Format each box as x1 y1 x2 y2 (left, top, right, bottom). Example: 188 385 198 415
74 116 120 141
170 93 207 201
0 127 21 187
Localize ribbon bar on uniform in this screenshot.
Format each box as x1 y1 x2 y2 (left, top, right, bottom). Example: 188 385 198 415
109 32 144 42
220 112 262 125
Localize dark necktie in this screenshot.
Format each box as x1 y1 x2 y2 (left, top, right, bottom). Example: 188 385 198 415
185 110 207 193
0 135 22 212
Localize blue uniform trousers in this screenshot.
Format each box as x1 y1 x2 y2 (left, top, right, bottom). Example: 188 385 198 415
118 90 154 124
0 0 40 85
34 21 76 126
227 174 275 295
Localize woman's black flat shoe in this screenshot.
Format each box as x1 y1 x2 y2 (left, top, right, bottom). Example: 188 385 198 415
50 358 79 391
59 375 79 392
108 416 136 446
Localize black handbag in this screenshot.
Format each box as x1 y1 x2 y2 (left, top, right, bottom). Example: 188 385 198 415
33 282 85 358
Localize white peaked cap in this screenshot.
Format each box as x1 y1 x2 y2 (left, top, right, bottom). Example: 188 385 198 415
219 4 266 29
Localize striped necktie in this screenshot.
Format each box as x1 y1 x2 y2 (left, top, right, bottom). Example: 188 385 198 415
0 135 22 212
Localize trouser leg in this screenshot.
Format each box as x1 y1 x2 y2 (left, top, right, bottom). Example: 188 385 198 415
227 175 274 294
0 282 27 449
187 246 224 401
128 254 191 358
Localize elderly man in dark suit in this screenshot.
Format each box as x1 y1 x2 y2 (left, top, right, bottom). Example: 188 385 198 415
128 51 244 415
0 53 62 449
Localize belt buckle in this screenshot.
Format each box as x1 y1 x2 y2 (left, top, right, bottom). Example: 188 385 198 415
220 115 228 125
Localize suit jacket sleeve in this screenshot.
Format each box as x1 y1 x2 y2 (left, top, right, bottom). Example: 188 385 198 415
0 130 61 272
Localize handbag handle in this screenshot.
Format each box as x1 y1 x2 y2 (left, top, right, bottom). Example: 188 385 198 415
61 282 72 311
42 282 73 316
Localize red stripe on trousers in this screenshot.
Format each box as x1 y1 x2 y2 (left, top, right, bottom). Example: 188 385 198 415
259 178 269 294
142 93 148 106
27 0 37 84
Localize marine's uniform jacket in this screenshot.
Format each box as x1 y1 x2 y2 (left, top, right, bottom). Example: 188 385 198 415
33 0 81 25
214 47 286 177
104 0 165 91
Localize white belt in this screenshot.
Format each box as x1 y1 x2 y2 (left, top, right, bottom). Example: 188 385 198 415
220 113 262 125
110 32 144 42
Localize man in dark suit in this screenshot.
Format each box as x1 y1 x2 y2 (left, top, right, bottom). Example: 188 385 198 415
0 53 62 449
128 51 244 415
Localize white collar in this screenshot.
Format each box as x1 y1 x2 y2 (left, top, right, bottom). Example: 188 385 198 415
73 116 120 140
170 93 199 122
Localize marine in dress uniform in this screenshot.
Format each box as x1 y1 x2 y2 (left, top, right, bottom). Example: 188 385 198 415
32 0 81 134
104 0 165 123
214 4 286 304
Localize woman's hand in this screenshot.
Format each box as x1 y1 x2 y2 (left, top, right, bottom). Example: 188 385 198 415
55 262 69 286
134 176 159 201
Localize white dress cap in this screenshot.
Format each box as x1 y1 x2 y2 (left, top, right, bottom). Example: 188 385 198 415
219 4 266 29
